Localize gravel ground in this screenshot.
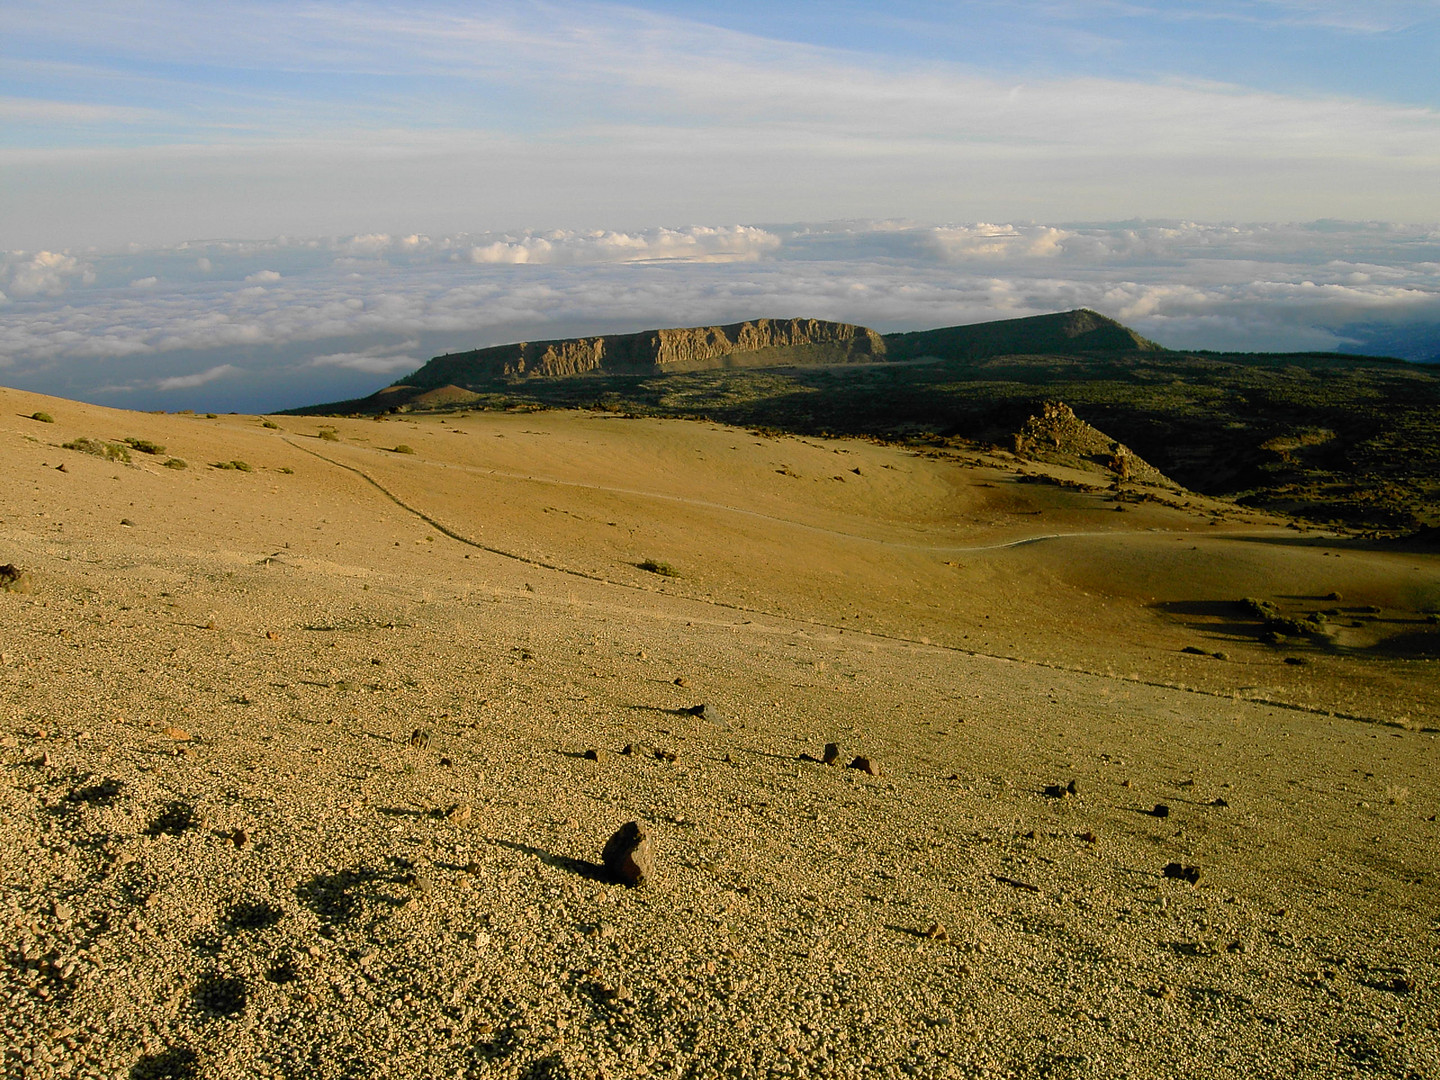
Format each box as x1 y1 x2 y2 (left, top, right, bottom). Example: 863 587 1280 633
1 397 1436 1079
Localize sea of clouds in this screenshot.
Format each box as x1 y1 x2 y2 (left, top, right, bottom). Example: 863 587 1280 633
2 220 1438 414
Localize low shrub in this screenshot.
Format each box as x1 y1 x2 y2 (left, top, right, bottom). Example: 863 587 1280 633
124 437 166 455
30 411 54 423
63 437 131 463
211 460 253 472
162 458 188 470
392 444 416 454
317 428 340 442
638 559 680 578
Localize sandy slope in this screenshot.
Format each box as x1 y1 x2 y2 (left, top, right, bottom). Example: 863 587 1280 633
1 388 1436 1080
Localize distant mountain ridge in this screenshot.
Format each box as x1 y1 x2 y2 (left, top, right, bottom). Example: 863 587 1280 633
296 309 1162 414
409 317 886 389
886 308 1163 361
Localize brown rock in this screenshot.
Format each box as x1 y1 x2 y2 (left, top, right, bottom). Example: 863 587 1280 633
162 726 191 742
583 748 604 762
1163 862 1201 884
1152 804 1171 818
848 756 881 776
408 728 431 749
821 743 840 766
924 922 950 941
602 821 655 887
0 565 33 594
446 803 473 826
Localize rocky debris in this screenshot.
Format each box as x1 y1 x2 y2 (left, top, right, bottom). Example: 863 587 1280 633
0 564 33 594
445 803 473 826
230 828 250 849
1163 863 1202 885
822 743 841 766
653 748 678 763
601 821 655 887
848 756 881 776
1151 804 1171 818
1044 779 1079 798
619 743 636 756
583 748 605 762
162 726 191 742
924 922 950 941
408 728 431 749
673 676 689 687
1011 402 1179 487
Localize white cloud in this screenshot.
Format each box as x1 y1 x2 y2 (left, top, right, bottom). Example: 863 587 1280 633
244 269 282 283
156 363 240 390
310 342 421 374
2 250 94 296
0 219 1437 411
129 276 158 288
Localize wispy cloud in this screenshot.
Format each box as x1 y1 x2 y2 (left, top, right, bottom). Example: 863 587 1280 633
155 363 240 390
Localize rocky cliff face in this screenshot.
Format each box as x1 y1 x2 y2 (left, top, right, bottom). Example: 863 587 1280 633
410 318 886 386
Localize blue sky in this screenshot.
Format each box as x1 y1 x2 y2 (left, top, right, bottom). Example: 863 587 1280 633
2 2 1438 410
3 0 1438 247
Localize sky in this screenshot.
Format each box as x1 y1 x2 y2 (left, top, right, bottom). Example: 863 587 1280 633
1 1 1438 411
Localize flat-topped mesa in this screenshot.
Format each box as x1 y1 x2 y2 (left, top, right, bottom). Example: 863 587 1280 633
407 318 886 388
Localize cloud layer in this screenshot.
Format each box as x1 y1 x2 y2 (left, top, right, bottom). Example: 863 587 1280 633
2 219 1437 413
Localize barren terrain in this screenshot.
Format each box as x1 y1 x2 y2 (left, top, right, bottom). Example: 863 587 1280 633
1 386 1436 1079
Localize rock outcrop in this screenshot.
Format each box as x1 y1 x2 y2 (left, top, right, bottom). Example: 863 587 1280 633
406 318 886 388
1013 401 1178 487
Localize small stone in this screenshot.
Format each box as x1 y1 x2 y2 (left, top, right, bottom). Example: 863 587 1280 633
923 922 949 941
1162 862 1201 884
1066 779 1080 796
601 821 656 887
821 743 840 766
687 703 723 724
620 744 635 756
266 630 281 640
53 902 74 922
1209 797 1229 808
162 726 190 741
674 677 689 687
120 518 135 527
654 748 678 763
408 728 431 749
1152 804 1170 818
583 748 604 762
1043 784 1068 799
1081 831 1098 844
848 756 881 776
231 828 250 849
446 803 473 827
438 756 452 767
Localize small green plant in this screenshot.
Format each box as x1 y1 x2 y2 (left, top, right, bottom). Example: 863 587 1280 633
162 458 188 470
277 466 294 474
30 411 54 423
317 428 339 442
211 460 253 472
638 559 680 578
392 444 416 454
124 437 166 455
262 420 279 429
63 437 131 463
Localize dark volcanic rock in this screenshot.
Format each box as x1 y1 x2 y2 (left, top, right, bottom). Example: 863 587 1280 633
602 821 655 887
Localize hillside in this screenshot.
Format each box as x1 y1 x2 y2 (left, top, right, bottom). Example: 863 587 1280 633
2 383 1437 1079
885 308 1164 361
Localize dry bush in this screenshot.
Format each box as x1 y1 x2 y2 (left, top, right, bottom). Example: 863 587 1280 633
62 437 131 463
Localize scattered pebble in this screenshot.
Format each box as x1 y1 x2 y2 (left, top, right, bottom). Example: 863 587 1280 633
822 743 840 765
924 922 949 941
601 821 655 887
1163 862 1201 884
583 748 605 762
408 728 431 749
445 803 473 826
848 756 881 776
